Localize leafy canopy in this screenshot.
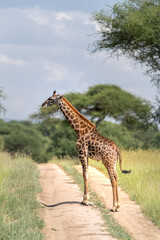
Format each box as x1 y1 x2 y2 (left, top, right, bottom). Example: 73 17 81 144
66 84 152 128
91 0 160 86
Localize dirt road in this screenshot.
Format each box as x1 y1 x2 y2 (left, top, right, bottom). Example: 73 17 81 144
76 166 160 240
38 164 116 240
38 163 160 240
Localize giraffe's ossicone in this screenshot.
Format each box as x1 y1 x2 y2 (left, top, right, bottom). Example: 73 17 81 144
42 91 131 211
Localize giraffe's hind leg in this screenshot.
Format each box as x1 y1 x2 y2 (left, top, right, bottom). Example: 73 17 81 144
79 155 89 205
109 172 119 212
102 159 120 212
115 176 120 211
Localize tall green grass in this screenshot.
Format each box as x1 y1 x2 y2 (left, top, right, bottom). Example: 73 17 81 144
89 150 160 229
0 152 44 240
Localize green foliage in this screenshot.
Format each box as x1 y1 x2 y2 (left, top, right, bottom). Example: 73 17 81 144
47 120 77 158
38 118 160 158
30 105 58 121
0 152 44 240
36 118 58 138
1 117 159 160
97 121 140 149
1 121 48 162
133 124 159 149
151 132 160 148
92 0 160 86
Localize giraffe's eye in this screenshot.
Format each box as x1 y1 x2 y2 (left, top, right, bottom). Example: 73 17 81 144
49 97 54 102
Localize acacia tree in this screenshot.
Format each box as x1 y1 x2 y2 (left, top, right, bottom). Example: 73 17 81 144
66 84 152 128
91 0 160 86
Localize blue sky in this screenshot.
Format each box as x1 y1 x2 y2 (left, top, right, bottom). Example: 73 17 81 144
0 0 157 120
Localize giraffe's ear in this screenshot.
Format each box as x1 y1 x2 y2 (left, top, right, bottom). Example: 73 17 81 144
59 95 63 99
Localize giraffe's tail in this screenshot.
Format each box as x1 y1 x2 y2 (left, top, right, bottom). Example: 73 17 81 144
118 150 131 174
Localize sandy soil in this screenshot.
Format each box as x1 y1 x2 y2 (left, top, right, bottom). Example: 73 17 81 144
76 165 160 240
37 164 116 240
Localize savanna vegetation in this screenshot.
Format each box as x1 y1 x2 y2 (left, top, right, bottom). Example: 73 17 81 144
0 152 44 240
0 84 160 161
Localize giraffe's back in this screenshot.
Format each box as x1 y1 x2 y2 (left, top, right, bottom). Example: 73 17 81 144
83 129 119 164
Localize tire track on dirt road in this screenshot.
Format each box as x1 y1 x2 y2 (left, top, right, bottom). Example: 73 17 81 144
37 164 117 240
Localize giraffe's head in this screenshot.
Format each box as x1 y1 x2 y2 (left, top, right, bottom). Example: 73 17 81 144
41 91 63 108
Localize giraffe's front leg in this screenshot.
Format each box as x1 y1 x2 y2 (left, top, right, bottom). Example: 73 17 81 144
80 155 89 206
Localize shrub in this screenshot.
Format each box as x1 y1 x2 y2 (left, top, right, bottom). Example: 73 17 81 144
47 120 77 158
3 122 48 162
97 121 140 149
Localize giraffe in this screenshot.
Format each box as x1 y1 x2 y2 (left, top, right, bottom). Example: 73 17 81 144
41 91 131 212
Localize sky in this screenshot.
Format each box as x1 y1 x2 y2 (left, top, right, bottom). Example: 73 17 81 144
0 0 158 120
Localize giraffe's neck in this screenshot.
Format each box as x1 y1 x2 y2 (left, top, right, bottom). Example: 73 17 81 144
58 97 95 136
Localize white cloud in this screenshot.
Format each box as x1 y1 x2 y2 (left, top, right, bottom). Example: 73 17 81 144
44 62 84 83
28 12 49 26
55 12 72 21
0 54 27 66
45 65 64 82
27 8 75 38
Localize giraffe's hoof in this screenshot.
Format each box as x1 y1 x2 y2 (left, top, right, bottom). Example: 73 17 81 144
110 207 120 212
110 208 116 212
115 205 120 212
81 201 89 206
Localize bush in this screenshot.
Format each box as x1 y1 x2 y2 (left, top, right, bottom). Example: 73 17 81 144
97 121 140 149
133 125 159 149
47 120 77 158
151 132 160 149
3 121 48 162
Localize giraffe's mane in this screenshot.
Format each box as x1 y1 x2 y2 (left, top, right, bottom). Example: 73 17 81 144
63 97 96 128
